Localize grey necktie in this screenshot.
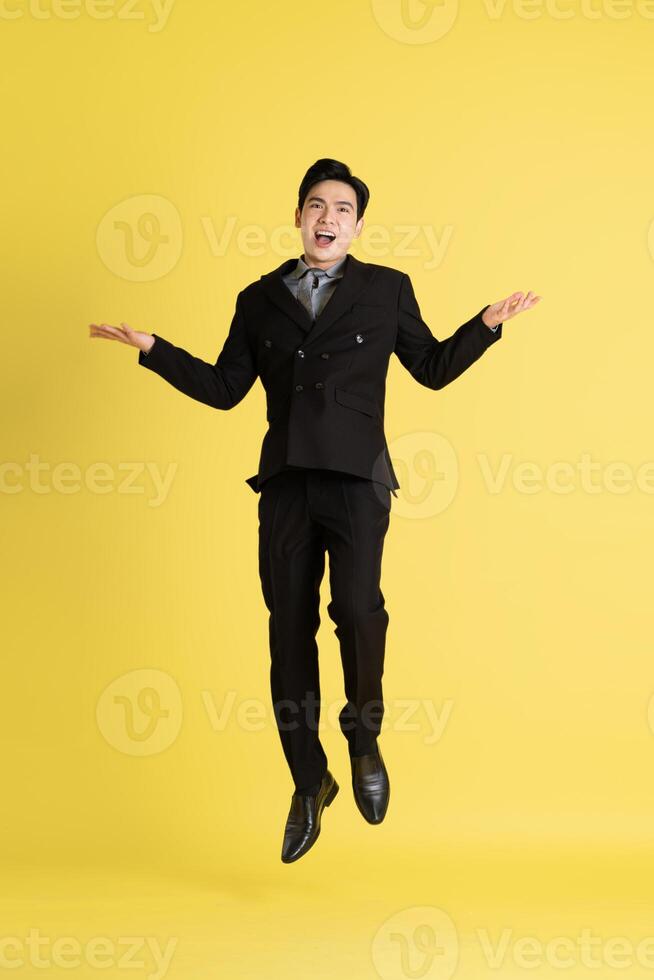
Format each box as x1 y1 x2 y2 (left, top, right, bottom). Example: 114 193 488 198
296 268 327 321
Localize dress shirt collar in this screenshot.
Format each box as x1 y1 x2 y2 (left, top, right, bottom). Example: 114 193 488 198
288 252 348 280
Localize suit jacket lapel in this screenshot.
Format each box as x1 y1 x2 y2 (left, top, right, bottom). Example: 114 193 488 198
260 253 377 347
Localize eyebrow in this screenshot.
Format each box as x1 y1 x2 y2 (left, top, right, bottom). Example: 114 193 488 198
307 196 354 209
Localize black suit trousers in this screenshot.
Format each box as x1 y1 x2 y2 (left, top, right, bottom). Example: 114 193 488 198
257 467 391 793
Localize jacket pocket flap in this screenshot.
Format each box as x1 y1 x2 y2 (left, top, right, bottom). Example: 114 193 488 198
334 387 376 417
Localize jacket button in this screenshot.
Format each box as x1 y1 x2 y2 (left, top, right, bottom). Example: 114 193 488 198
295 384 304 392
297 349 305 357
320 352 330 359
315 382 324 389
264 339 272 348
355 334 364 343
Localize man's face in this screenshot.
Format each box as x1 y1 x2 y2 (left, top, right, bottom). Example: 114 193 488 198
295 179 364 269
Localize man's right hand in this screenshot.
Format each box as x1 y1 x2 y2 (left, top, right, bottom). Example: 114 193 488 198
88 321 155 354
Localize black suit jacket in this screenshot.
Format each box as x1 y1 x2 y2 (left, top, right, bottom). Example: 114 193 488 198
138 253 503 496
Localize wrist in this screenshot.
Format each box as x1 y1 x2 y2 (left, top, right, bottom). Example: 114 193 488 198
482 307 500 332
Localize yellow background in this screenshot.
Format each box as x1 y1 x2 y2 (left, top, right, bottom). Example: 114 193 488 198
3 0 654 977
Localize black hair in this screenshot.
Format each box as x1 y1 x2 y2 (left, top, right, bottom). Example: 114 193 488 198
297 158 370 221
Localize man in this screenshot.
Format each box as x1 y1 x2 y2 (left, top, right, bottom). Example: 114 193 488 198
89 158 541 864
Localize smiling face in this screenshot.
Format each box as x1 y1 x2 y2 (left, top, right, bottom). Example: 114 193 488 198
295 179 364 270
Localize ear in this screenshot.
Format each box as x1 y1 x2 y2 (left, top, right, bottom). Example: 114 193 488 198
353 216 364 240
294 206 301 228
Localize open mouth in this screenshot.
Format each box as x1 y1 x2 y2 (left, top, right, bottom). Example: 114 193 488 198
314 229 336 248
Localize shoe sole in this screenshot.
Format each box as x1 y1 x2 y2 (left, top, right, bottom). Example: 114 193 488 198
281 779 339 863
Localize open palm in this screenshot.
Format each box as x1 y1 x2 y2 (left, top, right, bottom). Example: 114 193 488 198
482 291 542 329
88 321 154 354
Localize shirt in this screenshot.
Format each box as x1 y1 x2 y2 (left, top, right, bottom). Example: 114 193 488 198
281 252 348 320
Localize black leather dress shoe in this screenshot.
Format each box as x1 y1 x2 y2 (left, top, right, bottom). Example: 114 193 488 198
281 769 339 863
351 746 390 824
